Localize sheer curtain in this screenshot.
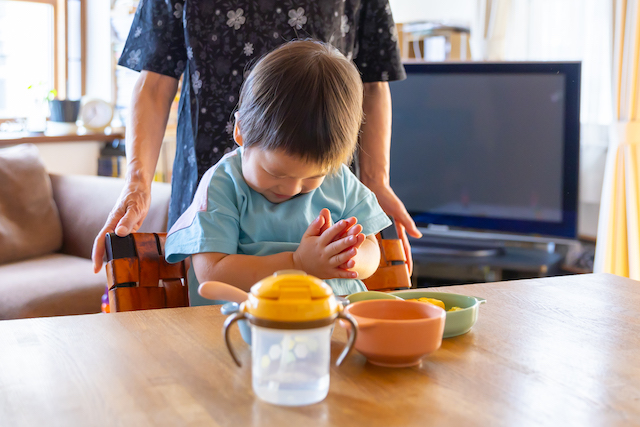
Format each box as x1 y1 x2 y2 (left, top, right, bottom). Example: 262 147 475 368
594 0 640 279
472 0 512 60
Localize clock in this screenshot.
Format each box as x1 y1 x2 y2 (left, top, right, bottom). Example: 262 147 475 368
79 99 114 132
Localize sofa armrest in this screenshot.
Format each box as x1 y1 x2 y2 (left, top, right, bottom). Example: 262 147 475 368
50 174 171 260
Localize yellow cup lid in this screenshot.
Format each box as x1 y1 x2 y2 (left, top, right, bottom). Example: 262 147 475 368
243 270 339 322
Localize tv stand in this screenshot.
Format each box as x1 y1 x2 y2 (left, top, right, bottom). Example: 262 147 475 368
409 231 566 287
411 234 505 257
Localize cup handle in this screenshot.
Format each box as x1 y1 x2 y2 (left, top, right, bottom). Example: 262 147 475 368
335 311 358 366
223 309 247 367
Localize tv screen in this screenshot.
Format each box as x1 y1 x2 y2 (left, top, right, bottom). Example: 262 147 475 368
389 62 580 239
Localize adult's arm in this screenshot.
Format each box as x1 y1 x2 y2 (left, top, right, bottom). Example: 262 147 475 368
91 70 179 273
359 81 422 273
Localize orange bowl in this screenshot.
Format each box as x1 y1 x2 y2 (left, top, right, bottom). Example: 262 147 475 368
344 300 445 367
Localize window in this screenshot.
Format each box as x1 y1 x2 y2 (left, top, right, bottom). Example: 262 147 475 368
0 0 84 122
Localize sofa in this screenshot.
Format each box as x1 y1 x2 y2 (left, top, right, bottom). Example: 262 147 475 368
0 143 171 320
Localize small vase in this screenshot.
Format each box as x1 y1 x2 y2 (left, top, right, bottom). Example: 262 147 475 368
48 99 81 123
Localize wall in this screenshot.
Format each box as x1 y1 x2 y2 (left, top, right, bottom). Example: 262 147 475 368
36 142 102 175
389 0 476 24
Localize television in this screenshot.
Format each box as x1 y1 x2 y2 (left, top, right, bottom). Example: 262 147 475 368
389 62 580 250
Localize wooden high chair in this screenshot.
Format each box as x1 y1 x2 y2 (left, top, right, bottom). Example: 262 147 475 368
105 232 189 312
104 221 411 313
362 218 412 292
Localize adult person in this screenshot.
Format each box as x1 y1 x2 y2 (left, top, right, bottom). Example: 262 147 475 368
92 0 422 275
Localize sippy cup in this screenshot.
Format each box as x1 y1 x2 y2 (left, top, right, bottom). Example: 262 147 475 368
223 270 358 406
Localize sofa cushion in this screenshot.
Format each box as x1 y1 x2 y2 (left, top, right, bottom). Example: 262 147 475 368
0 253 105 320
0 144 63 264
49 174 171 260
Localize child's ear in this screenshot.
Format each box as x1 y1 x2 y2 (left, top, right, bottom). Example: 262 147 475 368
233 113 243 146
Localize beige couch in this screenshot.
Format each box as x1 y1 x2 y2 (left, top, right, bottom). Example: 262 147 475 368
0 144 171 320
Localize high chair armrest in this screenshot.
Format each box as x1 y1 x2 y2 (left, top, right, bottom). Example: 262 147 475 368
362 218 412 291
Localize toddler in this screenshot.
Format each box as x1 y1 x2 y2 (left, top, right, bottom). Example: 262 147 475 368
165 40 392 303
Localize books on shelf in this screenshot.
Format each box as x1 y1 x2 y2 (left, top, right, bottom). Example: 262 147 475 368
97 140 126 178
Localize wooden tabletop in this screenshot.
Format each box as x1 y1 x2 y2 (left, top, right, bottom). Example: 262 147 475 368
1 273 638 426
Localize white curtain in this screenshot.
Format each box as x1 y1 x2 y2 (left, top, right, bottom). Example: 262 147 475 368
594 0 640 279
472 0 512 60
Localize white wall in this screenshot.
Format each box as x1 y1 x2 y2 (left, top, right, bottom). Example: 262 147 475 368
389 0 476 24
36 142 102 175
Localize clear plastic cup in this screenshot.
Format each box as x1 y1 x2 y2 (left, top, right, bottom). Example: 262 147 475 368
251 325 332 406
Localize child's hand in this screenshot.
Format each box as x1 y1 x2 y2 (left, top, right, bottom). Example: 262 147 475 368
293 209 366 279
318 208 332 234
316 209 366 270
318 209 362 244
334 221 365 270
321 213 365 270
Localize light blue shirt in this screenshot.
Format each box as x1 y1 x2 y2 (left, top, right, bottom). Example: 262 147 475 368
165 147 392 302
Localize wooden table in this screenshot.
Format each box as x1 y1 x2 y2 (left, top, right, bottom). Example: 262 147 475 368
1 273 638 426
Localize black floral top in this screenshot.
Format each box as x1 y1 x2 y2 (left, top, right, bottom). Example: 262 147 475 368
119 0 406 227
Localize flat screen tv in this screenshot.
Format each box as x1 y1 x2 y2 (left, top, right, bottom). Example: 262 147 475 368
389 62 580 243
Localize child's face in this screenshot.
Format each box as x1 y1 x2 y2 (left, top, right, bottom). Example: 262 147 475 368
242 147 327 204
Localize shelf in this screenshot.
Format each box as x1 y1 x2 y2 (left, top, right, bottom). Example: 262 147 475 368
0 131 124 146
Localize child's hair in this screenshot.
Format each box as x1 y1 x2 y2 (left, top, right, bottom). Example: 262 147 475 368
236 40 364 172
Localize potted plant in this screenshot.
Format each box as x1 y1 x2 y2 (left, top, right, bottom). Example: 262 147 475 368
45 90 81 136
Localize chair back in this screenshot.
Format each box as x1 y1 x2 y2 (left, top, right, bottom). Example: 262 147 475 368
105 232 189 312
362 219 412 291
104 221 410 312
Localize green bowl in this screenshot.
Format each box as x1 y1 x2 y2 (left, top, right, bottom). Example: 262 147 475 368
346 291 403 304
389 290 486 338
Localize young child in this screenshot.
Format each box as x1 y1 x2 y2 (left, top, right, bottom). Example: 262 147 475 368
164 40 392 304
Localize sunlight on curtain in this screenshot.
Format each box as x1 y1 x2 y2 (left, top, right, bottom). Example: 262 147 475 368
594 0 640 279
472 0 512 60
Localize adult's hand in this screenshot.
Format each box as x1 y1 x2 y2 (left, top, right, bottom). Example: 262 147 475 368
91 179 151 273
366 181 421 275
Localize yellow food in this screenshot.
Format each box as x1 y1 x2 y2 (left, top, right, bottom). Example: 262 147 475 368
407 297 445 310
406 298 463 312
